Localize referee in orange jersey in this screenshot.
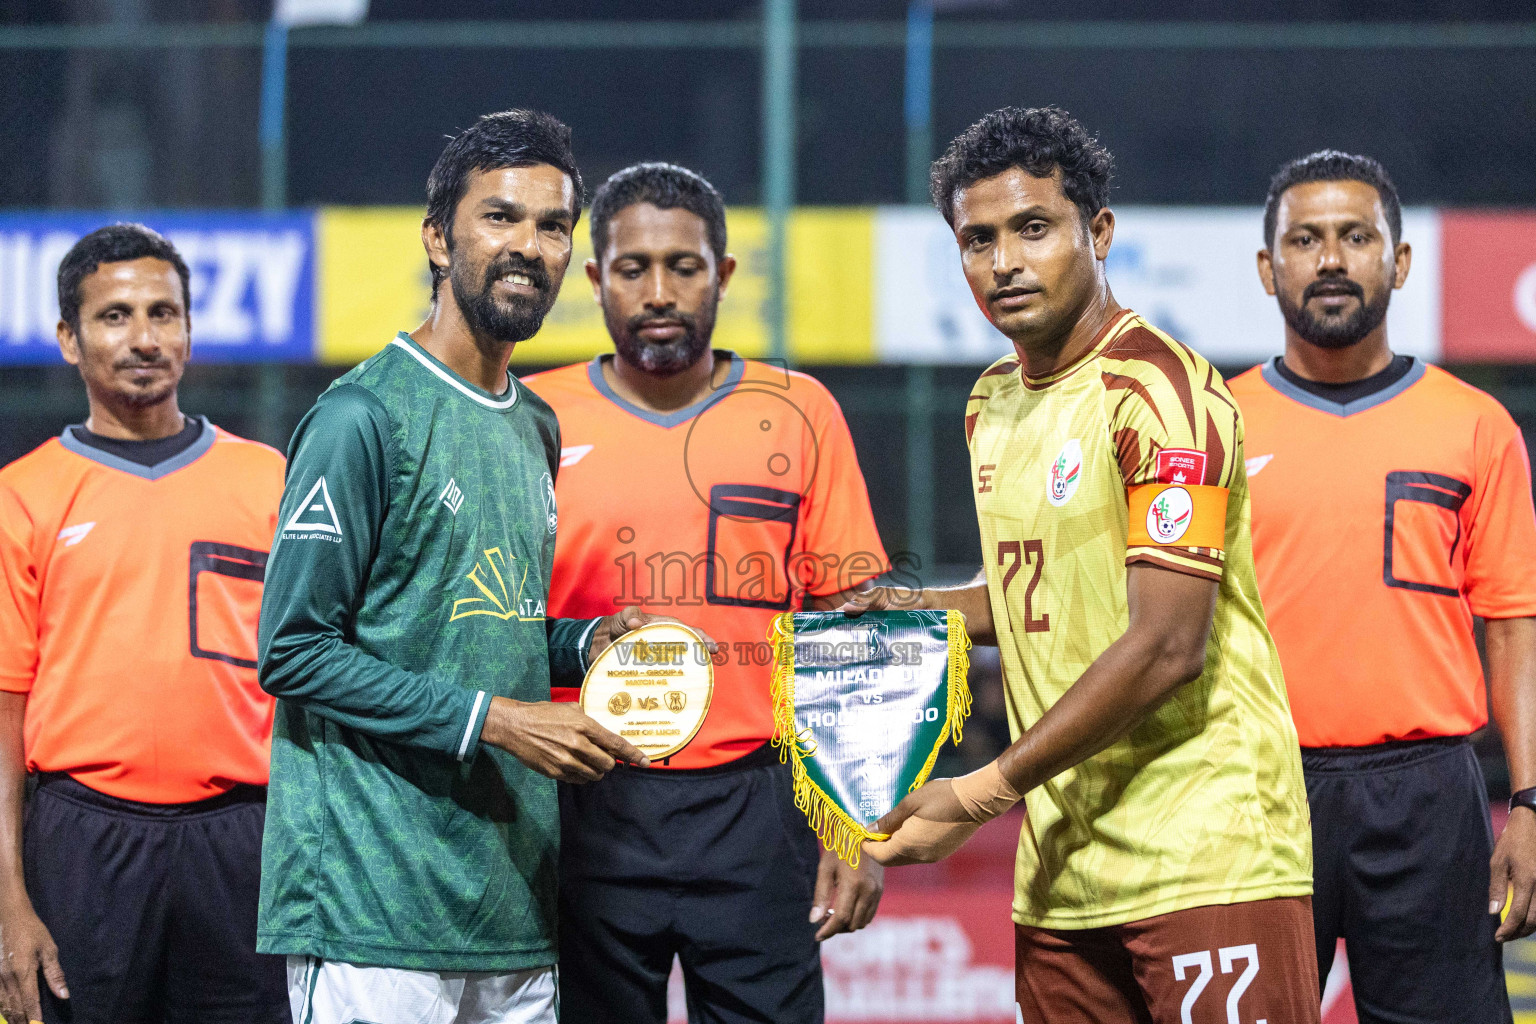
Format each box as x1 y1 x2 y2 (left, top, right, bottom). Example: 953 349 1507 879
523 163 889 1023
0 225 288 1023
1233 152 1536 1021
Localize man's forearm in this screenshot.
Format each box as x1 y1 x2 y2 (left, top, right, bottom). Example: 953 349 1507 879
995 624 1202 794
1488 616 1536 791
914 573 997 645
0 693 30 904
260 630 487 760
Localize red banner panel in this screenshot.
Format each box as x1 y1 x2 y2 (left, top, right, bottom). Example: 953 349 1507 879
1442 211 1536 361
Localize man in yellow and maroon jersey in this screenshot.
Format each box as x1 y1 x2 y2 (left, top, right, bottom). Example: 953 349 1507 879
853 107 1318 1023
522 163 888 1023
1234 150 1536 1021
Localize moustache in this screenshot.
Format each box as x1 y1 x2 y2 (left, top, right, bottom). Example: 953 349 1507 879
114 358 170 370
625 311 698 338
1302 278 1364 303
484 253 550 295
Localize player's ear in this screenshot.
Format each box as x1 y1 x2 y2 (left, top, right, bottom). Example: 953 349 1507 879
1256 248 1278 297
1392 240 1412 290
585 258 602 302
715 254 738 300
56 319 81 366
421 217 450 283
1089 207 1115 261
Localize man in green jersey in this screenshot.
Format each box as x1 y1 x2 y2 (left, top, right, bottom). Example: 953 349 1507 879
257 110 684 1024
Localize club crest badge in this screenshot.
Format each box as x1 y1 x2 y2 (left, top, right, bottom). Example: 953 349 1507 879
1047 439 1083 507
540 471 558 534
1147 486 1194 543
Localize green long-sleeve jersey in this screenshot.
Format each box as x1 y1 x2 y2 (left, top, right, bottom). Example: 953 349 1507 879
256 332 597 971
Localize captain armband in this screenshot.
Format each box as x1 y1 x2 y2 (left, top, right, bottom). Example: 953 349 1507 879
1126 484 1229 551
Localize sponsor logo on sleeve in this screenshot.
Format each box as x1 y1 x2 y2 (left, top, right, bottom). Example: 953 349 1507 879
1244 454 1274 477
282 477 343 541
1047 439 1082 507
1147 486 1194 543
559 444 593 467
1156 447 1207 485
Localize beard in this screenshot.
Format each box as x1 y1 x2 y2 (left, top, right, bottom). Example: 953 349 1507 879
451 249 558 345
1276 276 1391 349
608 292 718 375
109 356 179 408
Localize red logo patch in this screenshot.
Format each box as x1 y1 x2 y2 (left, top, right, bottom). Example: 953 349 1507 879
1156 447 1207 485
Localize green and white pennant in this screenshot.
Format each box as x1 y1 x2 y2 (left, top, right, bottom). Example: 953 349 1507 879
769 610 972 867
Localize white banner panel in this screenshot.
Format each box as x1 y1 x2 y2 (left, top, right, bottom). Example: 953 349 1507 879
874 206 1440 367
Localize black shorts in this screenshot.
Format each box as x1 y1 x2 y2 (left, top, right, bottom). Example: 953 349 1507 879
24 774 287 1024
1304 736 1512 1024
557 743 824 1024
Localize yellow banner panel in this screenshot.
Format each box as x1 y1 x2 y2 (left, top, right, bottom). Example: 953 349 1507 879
317 206 874 367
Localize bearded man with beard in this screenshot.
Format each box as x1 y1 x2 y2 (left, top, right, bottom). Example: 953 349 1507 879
1232 151 1536 1022
523 163 889 1024
256 113 700 1024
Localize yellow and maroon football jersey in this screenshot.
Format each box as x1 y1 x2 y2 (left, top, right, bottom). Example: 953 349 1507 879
1232 359 1536 748
523 354 888 769
966 309 1311 929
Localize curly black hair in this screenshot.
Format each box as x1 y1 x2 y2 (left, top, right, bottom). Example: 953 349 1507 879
1263 150 1401 249
929 106 1114 228
424 109 584 293
57 223 190 332
589 162 727 264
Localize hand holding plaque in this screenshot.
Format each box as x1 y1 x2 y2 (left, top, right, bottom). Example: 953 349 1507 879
580 622 714 762
769 610 973 867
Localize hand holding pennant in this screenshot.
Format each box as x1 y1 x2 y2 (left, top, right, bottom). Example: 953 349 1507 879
768 609 973 867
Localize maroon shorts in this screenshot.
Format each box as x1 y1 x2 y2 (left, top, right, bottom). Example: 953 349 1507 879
1015 896 1320 1023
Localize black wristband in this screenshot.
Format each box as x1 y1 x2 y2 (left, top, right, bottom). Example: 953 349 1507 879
1510 787 1536 815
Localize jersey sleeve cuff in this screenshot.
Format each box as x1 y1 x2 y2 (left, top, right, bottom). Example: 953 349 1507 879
0 671 34 694
575 617 602 674
1126 547 1225 582
456 690 492 762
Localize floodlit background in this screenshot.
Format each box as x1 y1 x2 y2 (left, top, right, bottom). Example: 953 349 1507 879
3 1 1535 1019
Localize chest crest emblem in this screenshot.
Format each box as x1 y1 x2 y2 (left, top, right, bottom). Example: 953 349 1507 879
1047 439 1083 507
540 471 558 535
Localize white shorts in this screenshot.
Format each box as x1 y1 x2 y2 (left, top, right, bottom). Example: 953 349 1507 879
287 956 557 1024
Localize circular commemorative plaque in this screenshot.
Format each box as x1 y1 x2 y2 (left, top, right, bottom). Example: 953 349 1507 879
579 622 714 761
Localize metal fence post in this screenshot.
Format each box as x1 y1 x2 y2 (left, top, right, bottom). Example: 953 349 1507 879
256 20 289 447
762 0 797 365
904 1 933 206
905 364 936 579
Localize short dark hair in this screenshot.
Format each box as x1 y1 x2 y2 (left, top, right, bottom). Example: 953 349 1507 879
57 222 191 332
1263 150 1402 249
424 109 585 291
929 106 1114 228
589 162 727 264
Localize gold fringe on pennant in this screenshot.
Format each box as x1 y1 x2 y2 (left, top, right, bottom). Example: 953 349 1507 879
905 609 974 797
768 611 976 869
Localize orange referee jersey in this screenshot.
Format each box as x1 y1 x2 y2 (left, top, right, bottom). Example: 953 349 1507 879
0 420 285 803
523 353 889 769
1231 359 1536 748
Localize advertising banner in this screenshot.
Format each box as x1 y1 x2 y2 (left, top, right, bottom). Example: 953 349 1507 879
0 212 314 364
10 204 1536 368
873 206 1440 368
1441 211 1536 362
315 206 875 366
